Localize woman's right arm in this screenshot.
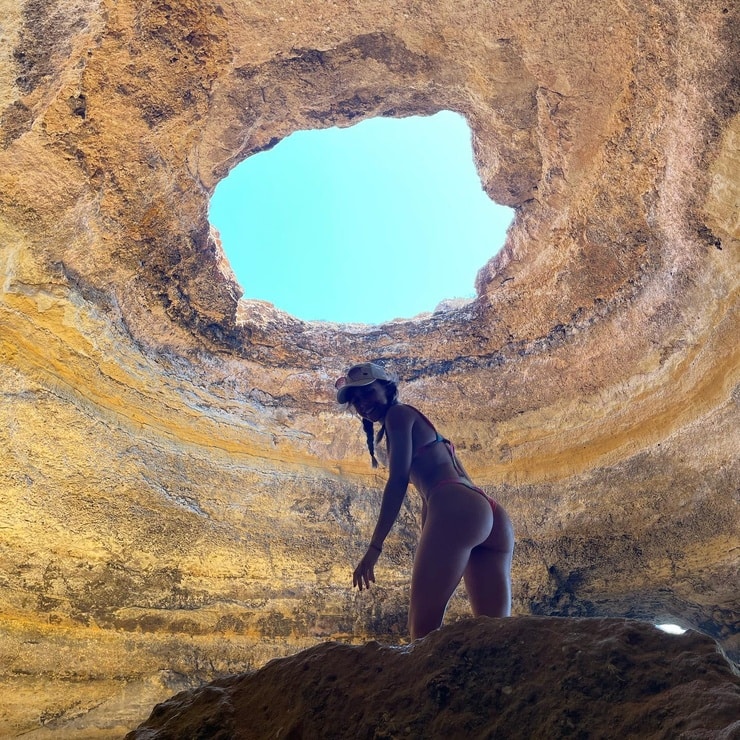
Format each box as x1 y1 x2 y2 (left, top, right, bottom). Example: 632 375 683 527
367 404 414 549
353 405 415 590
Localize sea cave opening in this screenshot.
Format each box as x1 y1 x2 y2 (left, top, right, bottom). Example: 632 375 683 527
209 111 514 325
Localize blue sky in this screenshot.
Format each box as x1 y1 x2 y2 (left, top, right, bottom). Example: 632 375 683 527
209 111 513 324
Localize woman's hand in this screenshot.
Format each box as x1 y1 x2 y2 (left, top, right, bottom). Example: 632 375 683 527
353 546 381 591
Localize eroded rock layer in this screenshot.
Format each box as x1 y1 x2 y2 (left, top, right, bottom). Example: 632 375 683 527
128 618 740 740
0 0 738 735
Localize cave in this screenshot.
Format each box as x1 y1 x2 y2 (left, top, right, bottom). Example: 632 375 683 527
0 0 737 735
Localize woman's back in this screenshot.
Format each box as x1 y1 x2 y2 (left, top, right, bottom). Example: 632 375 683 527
387 404 472 497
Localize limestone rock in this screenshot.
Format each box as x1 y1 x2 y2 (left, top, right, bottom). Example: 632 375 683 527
0 0 738 735
127 617 740 739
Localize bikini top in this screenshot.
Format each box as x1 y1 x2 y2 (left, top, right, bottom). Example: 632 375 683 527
409 407 467 478
377 404 467 477
413 432 447 460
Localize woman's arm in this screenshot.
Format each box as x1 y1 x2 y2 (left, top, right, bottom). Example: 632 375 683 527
369 404 414 547
353 405 415 591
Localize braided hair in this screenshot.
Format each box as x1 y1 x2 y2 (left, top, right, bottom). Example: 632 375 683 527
349 380 398 467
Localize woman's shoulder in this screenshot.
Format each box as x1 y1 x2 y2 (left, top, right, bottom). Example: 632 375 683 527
385 402 415 423
385 403 426 427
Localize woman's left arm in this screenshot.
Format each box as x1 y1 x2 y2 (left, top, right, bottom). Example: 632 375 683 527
353 405 414 591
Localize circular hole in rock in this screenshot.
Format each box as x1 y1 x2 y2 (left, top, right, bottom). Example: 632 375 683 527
210 110 513 324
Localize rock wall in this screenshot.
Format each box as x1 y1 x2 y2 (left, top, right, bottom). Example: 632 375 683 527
0 0 737 735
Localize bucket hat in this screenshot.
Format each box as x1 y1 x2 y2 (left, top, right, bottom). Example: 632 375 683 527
335 362 391 403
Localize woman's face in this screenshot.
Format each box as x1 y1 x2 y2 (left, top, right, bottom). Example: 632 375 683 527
349 381 390 422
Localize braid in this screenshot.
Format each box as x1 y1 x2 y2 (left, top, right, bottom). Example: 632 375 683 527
349 379 399 468
362 418 379 468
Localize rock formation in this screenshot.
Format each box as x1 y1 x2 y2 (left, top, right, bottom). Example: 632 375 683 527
128 618 740 739
0 0 737 735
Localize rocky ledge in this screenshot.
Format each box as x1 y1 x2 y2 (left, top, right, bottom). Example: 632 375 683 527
128 617 740 739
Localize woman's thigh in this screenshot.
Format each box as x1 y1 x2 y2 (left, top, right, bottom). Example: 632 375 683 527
410 486 494 604
463 503 514 617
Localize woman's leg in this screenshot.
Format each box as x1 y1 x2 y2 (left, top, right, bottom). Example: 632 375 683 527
408 486 493 639
463 503 515 617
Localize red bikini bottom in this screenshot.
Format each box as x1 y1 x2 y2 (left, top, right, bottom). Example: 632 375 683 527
427 478 497 515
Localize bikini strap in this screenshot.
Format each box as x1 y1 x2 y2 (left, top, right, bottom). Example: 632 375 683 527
410 406 467 477
381 404 438 446
443 438 467 478
385 406 467 478
410 405 442 438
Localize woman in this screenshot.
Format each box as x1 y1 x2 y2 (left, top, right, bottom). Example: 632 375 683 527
336 362 515 640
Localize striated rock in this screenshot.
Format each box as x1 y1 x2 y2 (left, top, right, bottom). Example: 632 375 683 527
0 0 738 735
127 617 740 739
